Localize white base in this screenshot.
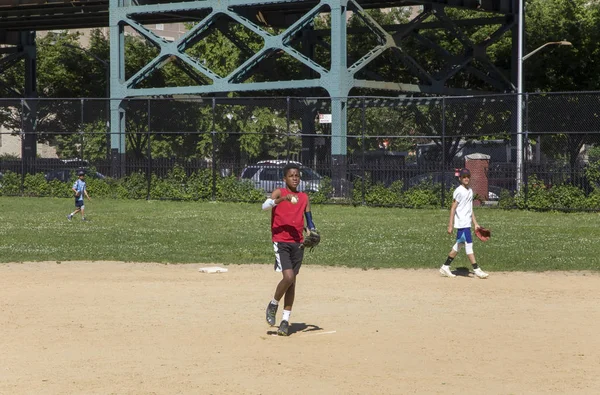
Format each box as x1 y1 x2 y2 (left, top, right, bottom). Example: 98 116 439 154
198 266 228 274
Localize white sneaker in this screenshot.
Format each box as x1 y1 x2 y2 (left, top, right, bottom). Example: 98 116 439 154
439 265 456 278
473 268 489 279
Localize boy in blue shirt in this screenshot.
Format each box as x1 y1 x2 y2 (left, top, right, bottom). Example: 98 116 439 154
67 170 92 221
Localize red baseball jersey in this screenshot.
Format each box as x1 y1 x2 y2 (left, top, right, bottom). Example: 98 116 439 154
271 188 308 243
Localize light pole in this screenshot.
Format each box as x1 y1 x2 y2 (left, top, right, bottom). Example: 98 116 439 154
62 43 111 161
516 0 572 190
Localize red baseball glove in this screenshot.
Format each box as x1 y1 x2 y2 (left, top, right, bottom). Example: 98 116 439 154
475 227 491 242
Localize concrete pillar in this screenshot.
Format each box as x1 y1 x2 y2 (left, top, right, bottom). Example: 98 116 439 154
465 153 490 206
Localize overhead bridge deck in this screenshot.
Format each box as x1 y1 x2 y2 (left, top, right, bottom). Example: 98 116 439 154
0 0 515 31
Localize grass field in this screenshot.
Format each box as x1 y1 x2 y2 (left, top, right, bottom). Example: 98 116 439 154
1 196 599 271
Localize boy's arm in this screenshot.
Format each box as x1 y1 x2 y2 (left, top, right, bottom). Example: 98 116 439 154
304 196 316 229
448 200 458 234
261 188 294 210
472 210 480 229
85 190 91 200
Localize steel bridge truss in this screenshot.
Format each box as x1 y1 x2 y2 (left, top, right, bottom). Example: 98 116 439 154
109 0 516 165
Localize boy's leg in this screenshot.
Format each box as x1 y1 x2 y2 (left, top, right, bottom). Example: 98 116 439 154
277 244 303 336
467 251 489 278
266 269 294 326
266 243 296 326
67 207 80 220
440 248 459 277
274 269 296 302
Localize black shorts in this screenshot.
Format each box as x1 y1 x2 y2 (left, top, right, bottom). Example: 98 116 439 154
273 242 304 274
75 199 84 208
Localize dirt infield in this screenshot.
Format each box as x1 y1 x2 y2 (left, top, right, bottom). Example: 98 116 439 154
1 262 600 394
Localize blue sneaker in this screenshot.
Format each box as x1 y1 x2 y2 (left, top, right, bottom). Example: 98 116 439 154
66 214 72 221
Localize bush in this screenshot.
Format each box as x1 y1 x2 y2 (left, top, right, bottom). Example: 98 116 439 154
547 184 586 210
216 176 265 203
350 178 449 208
514 174 591 211
498 189 516 209
307 177 333 204
187 169 214 201
0 171 21 196
119 172 148 200
515 175 549 210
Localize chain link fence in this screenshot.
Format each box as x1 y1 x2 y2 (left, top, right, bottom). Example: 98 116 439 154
2 92 600 210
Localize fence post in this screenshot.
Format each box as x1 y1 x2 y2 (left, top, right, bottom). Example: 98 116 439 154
20 99 25 195
286 97 291 161
441 97 446 208
361 97 366 205
524 92 529 207
80 99 85 162
211 97 217 201
146 99 151 200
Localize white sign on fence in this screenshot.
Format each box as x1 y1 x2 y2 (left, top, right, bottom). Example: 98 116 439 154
318 113 332 124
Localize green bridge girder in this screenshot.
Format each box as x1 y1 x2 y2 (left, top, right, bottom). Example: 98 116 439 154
0 0 518 171
109 0 518 168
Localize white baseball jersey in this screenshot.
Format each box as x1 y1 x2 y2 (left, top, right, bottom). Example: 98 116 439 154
453 185 473 229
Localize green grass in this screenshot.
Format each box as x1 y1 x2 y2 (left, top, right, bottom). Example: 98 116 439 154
1 197 599 271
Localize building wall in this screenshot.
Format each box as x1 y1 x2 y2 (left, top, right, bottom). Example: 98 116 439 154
0 127 58 158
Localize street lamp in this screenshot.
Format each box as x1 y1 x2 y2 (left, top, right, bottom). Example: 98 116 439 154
62 43 111 161
516 0 572 190
522 41 572 61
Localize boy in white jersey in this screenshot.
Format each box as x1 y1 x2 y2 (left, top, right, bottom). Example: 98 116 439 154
439 168 489 279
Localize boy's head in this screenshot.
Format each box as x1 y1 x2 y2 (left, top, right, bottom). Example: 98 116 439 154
282 163 301 190
77 170 85 178
458 168 470 186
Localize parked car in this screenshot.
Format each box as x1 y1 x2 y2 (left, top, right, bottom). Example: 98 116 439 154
240 160 323 193
44 168 105 182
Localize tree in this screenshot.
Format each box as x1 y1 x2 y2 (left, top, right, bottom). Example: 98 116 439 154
524 0 600 171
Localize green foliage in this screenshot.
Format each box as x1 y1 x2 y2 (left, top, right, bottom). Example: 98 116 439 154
514 174 597 211
351 178 450 208
585 145 600 190
307 177 333 204
118 172 149 200
0 167 268 203
498 189 516 209
516 175 546 210
0 171 21 196
584 190 600 210
547 184 587 210
216 177 265 203
187 169 214 200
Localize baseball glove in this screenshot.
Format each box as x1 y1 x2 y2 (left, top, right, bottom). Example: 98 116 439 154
475 226 491 242
74 191 81 198
302 228 321 251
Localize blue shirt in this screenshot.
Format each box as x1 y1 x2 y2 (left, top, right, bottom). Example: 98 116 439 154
73 179 86 202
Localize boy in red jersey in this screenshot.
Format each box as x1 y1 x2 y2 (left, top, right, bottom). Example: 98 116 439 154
262 163 316 336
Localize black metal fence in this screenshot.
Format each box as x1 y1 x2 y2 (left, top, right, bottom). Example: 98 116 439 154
2 92 600 210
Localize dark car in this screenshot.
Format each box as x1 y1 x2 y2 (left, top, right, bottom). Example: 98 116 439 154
240 160 323 194
44 168 105 182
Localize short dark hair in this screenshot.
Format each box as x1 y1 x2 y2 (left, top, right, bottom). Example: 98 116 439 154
283 163 300 177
